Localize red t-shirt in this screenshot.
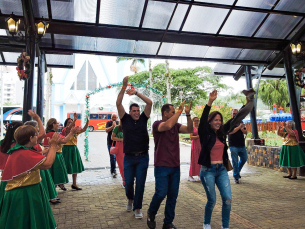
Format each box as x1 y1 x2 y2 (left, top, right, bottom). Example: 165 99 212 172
153 120 182 167
210 138 224 161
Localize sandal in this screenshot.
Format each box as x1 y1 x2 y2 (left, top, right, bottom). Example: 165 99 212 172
59 184 67 191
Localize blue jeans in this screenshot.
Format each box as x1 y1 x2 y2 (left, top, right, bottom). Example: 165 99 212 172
200 164 232 228
148 166 180 225
124 153 149 210
107 144 117 174
230 146 248 180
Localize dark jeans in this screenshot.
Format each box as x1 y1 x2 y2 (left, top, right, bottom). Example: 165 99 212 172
230 146 248 180
124 153 149 210
200 164 231 228
107 144 116 174
148 166 180 225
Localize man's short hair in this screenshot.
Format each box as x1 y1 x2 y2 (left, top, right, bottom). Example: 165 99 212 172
161 104 174 116
129 103 140 111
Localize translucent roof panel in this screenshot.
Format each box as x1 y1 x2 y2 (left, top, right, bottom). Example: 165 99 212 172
168 4 189 30
197 0 235 5
204 47 242 59
0 54 2 62
159 43 209 58
213 64 241 74
262 68 285 76
220 10 267 36
96 38 135 54
0 0 23 15
46 54 75 66
255 14 302 39
236 0 277 9
3 52 20 63
33 0 49 18
99 0 145 27
142 1 188 30
51 0 97 23
0 29 7 36
54 34 136 54
287 18 305 40
134 41 160 55
182 6 229 34
275 0 305 13
237 49 273 61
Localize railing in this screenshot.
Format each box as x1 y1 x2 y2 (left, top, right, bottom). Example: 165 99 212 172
245 121 282 133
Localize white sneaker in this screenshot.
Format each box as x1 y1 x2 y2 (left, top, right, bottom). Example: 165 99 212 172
188 176 196 182
126 200 133 212
134 209 143 219
221 227 229 229
203 224 211 229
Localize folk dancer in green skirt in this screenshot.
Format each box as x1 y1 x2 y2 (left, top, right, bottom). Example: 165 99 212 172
62 114 89 190
25 110 60 204
0 121 23 206
278 120 305 179
0 124 61 229
43 118 77 191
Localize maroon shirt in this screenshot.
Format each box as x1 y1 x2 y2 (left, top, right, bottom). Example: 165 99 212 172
153 120 182 167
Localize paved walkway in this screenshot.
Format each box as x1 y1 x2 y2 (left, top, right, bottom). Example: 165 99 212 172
50 132 305 229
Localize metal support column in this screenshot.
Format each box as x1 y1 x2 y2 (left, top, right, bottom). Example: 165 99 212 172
36 52 45 120
245 65 259 139
283 49 305 176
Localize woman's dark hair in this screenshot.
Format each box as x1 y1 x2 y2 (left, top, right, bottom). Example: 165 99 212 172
64 118 73 127
208 111 224 139
24 120 38 128
117 120 123 133
192 116 199 121
1 121 23 154
14 125 37 145
46 118 57 131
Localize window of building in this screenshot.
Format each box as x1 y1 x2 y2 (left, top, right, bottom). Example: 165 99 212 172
88 62 97 91
77 62 86 90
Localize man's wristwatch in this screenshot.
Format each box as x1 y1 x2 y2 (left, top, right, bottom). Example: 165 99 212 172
135 91 138 95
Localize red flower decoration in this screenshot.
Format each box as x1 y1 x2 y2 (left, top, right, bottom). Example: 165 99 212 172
146 86 148 88
86 95 89 99
108 85 111 88
162 95 165 98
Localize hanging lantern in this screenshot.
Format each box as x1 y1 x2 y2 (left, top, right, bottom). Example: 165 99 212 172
6 13 20 35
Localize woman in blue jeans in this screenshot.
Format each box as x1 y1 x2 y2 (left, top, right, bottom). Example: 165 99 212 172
198 89 255 229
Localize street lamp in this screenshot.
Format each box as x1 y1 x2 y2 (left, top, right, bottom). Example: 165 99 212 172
6 13 49 43
291 43 301 54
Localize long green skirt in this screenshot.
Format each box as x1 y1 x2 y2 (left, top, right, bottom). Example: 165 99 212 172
40 170 58 200
48 153 69 185
62 145 85 174
0 180 7 207
0 182 56 229
279 145 305 168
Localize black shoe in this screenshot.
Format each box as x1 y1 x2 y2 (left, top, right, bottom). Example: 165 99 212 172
289 176 297 179
112 172 117 178
71 185 82 190
283 175 292 178
162 223 177 229
147 212 156 229
59 185 67 191
234 179 240 184
49 199 61 204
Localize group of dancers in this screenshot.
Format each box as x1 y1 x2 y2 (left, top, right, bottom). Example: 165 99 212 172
0 110 88 228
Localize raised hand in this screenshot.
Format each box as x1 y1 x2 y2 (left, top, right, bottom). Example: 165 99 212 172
209 90 217 102
48 133 61 147
185 101 192 115
178 100 186 113
123 76 129 87
73 112 78 120
126 88 137 96
28 109 39 121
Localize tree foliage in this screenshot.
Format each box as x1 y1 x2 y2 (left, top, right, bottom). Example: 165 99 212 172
129 63 229 107
258 79 289 112
193 105 232 123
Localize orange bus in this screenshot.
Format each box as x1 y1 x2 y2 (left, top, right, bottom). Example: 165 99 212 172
67 111 117 131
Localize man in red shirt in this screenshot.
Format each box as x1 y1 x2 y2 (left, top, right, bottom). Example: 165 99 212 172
147 101 193 229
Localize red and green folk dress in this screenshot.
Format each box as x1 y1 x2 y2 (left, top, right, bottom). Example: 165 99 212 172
0 144 56 229
62 131 85 175
43 130 69 185
36 144 58 200
0 140 16 206
279 129 305 168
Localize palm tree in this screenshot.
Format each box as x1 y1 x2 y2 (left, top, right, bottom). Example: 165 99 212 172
258 79 289 112
116 57 145 74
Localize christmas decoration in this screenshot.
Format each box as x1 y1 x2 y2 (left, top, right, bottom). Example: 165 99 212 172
16 52 31 80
